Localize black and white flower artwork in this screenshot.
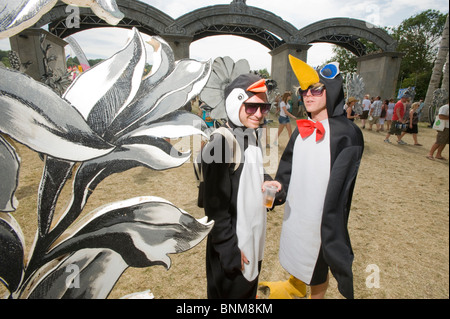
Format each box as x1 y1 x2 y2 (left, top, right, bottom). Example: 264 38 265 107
0 25 214 298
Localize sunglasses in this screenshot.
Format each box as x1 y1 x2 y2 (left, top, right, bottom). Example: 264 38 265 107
244 103 271 115
300 85 325 97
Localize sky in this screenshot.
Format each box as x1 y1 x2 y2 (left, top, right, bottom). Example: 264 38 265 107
1 0 449 72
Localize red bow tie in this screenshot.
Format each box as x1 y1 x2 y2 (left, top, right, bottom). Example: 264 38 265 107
297 119 325 142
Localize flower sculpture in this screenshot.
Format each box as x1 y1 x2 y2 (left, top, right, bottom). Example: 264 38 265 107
200 56 250 120
0 27 213 298
344 73 365 114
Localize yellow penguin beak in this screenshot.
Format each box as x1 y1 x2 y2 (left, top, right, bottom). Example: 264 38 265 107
289 55 320 91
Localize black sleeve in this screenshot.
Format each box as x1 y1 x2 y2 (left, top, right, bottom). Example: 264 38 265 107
201 134 242 274
321 145 363 299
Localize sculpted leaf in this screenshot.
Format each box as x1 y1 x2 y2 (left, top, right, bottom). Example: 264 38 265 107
0 136 20 212
47 197 213 269
0 214 25 293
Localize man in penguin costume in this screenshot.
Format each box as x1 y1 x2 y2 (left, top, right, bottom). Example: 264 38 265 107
201 73 273 299
261 56 364 299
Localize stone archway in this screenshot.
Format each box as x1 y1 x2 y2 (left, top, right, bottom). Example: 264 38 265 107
37 0 174 38
298 18 398 54
27 0 401 97
296 18 402 98
38 0 302 60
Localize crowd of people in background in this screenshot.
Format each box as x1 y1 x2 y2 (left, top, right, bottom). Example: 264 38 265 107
188 90 449 162
344 93 449 160
344 93 422 145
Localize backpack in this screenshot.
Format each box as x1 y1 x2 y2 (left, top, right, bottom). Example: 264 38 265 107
193 126 241 208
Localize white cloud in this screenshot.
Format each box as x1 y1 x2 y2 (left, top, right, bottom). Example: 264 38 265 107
0 38 9 51
190 35 271 71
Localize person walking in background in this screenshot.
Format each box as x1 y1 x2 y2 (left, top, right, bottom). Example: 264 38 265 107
427 102 449 160
417 99 425 119
345 96 360 122
384 94 409 145
403 96 412 123
378 99 388 131
385 98 396 131
274 91 297 145
360 94 371 129
400 102 422 146
368 96 382 131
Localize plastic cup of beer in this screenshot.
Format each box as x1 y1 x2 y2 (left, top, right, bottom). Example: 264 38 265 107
263 185 277 208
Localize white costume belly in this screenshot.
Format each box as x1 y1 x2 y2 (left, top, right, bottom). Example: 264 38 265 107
279 119 331 284
236 144 267 282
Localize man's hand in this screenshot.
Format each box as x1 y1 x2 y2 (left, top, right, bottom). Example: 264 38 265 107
241 251 249 271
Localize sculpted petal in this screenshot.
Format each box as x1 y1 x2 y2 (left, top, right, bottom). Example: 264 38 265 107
47 197 213 271
62 0 125 25
0 214 25 294
63 28 146 136
108 59 212 140
0 136 20 212
0 68 114 161
0 0 124 39
0 0 57 39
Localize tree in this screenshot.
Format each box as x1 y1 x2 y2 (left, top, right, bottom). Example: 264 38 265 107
423 14 449 122
391 10 447 100
328 10 447 99
327 39 381 74
328 46 358 73
393 10 446 78
254 68 270 79
443 52 449 91
0 49 11 67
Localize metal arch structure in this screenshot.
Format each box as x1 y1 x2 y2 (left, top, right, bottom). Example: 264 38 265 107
297 18 398 54
310 35 367 57
172 2 298 50
38 0 173 38
49 13 160 38
192 25 283 51
31 0 402 97
36 0 397 55
36 0 297 50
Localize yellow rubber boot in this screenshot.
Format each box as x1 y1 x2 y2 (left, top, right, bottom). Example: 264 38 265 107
259 276 307 299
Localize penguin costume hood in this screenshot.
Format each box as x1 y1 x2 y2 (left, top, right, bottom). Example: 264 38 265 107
289 55 345 119
224 73 269 127
273 56 364 299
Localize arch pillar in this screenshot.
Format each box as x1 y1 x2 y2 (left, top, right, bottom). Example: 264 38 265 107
161 35 193 61
9 28 67 82
356 51 404 99
270 43 312 94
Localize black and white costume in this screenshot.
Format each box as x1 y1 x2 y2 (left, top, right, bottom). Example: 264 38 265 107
274 59 364 299
201 74 271 299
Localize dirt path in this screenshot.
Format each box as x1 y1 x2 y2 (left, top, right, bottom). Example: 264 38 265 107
112 119 449 299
